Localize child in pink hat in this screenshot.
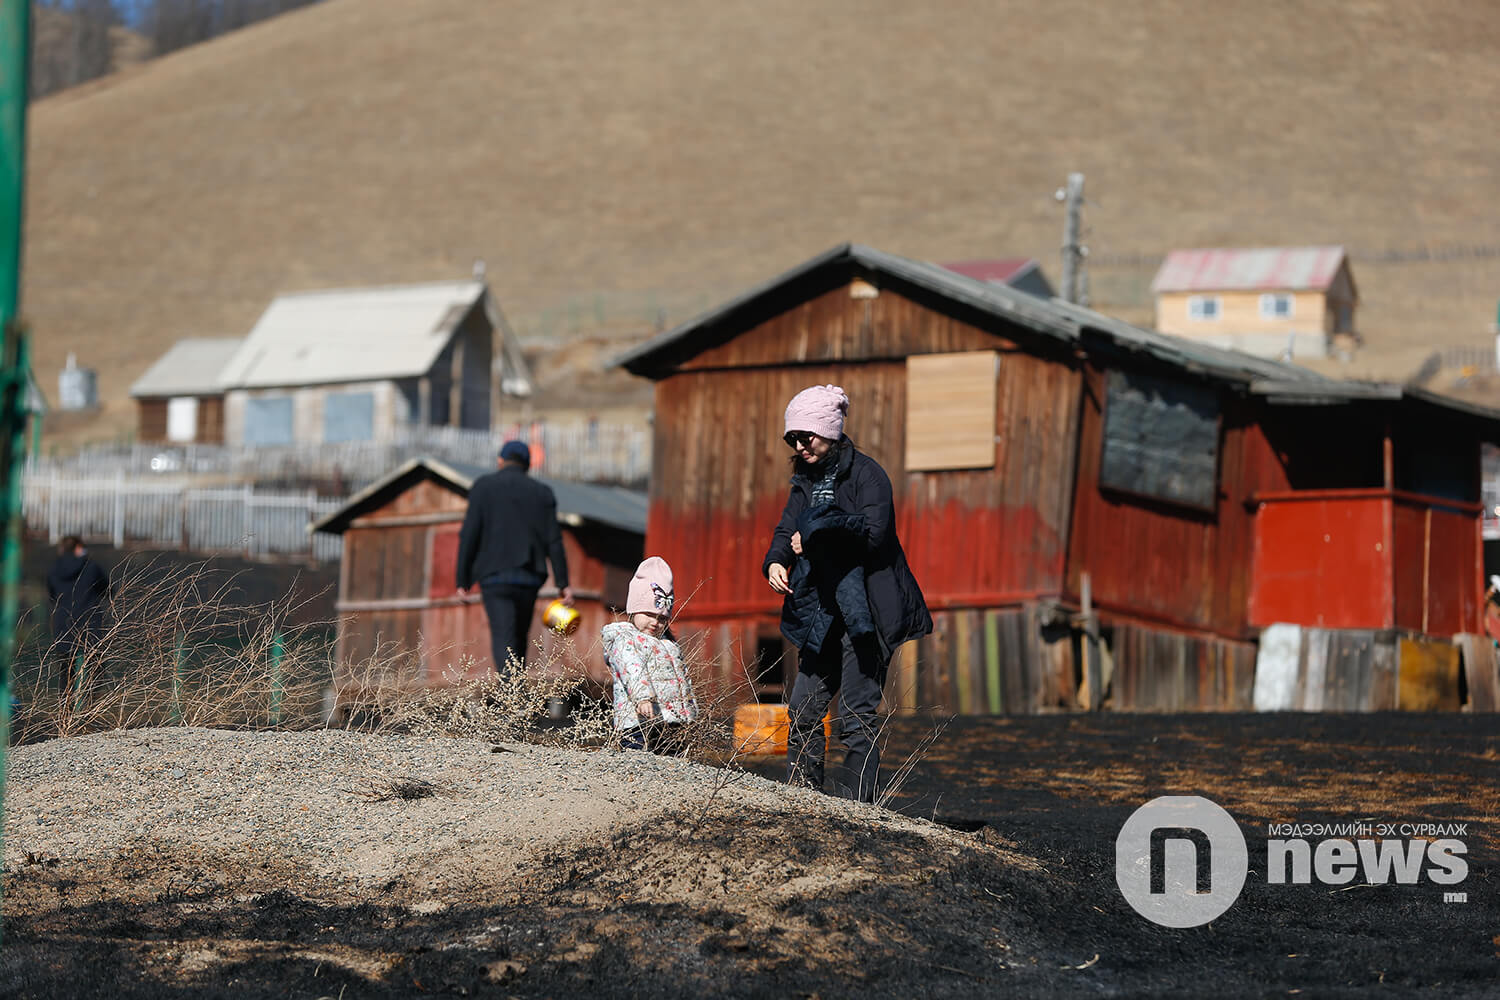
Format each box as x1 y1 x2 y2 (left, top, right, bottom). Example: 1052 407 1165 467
600 556 699 754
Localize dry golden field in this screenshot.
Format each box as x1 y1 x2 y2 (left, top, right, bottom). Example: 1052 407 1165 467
21 0 1500 439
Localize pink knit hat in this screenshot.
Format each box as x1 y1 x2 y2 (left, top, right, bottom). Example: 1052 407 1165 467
626 556 675 616
784 384 849 441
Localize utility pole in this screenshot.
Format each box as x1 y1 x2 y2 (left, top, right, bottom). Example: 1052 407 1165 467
1056 172 1087 305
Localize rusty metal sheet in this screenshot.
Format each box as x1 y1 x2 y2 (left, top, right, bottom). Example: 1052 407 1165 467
1397 636 1462 710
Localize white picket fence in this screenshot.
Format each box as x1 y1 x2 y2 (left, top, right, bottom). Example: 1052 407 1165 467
25 471 344 563
34 421 651 490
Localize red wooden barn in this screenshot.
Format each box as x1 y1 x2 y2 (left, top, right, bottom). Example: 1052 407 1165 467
312 457 646 705
614 244 1500 713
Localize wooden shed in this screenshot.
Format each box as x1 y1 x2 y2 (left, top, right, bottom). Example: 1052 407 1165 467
311 457 646 705
1151 246 1358 360
129 337 241 444
217 279 533 447
614 243 1500 714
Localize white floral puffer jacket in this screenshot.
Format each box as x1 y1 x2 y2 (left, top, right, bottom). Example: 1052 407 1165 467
600 622 699 730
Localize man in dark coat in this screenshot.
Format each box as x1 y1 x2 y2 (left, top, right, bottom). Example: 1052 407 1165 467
456 441 573 678
46 535 111 697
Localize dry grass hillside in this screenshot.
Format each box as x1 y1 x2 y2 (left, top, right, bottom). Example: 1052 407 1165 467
22 0 1500 439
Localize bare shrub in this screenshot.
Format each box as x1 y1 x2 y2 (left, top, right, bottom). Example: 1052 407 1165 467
11 553 334 740
10 553 950 815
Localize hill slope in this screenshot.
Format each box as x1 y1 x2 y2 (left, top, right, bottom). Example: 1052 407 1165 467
22 0 1500 435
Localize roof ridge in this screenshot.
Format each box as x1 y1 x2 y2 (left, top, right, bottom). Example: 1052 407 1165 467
268 279 485 302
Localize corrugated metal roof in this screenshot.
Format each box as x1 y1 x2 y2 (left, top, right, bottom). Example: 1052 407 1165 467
219 280 486 389
1150 247 1347 293
1048 298 1329 385
608 242 1500 427
130 338 243 398
612 242 1324 387
611 243 1076 374
310 457 648 536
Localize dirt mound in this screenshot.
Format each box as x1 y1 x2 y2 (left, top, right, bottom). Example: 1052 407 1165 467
0 728 1072 997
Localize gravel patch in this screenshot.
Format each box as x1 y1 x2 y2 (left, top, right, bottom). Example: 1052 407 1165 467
3 727 944 891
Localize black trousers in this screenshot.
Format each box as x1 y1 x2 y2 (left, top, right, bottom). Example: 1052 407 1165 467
53 623 100 701
620 720 689 756
787 629 889 802
480 584 539 679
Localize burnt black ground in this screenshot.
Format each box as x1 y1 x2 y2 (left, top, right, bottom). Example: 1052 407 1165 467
771 712 1500 997
4 713 1496 998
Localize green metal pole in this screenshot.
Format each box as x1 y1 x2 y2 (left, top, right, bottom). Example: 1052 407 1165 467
0 0 32 948
71 652 86 715
269 628 284 727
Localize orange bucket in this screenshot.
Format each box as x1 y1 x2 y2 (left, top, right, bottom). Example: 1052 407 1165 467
732 703 834 756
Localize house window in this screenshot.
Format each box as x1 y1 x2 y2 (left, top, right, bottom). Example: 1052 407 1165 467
1260 293 1294 319
1187 296 1220 321
1099 370 1221 511
243 395 294 446
905 351 999 472
324 391 375 443
165 397 198 443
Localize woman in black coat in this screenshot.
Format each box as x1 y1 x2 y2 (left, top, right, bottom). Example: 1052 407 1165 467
763 385 931 801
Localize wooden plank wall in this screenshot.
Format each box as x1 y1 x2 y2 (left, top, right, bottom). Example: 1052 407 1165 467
138 398 167 442
1111 623 1257 711
1250 626 1470 711
334 476 643 696
1392 499 1483 636
1156 290 1329 338
677 280 1025 371
1453 633 1500 712
649 284 1082 625
679 606 1068 717
196 396 225 444
883 605 1075 715
1068 365 1291 635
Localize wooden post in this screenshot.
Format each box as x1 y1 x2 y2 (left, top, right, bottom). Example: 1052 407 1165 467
1382 414 1396 628
1382 415 1394 490
242 483 254 559
1058 173 1086 305
1080 571 1101 711
47 465 58 543
1422 507 1432 635
112 467 124 548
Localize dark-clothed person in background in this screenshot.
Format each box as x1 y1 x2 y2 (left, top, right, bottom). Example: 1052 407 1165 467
764 385 931 802
46 535 111 697
456 441 573 678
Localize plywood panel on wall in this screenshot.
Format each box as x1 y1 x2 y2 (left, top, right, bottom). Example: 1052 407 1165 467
905 351 998 472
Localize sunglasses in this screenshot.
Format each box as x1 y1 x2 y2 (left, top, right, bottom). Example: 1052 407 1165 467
784 431 817 449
